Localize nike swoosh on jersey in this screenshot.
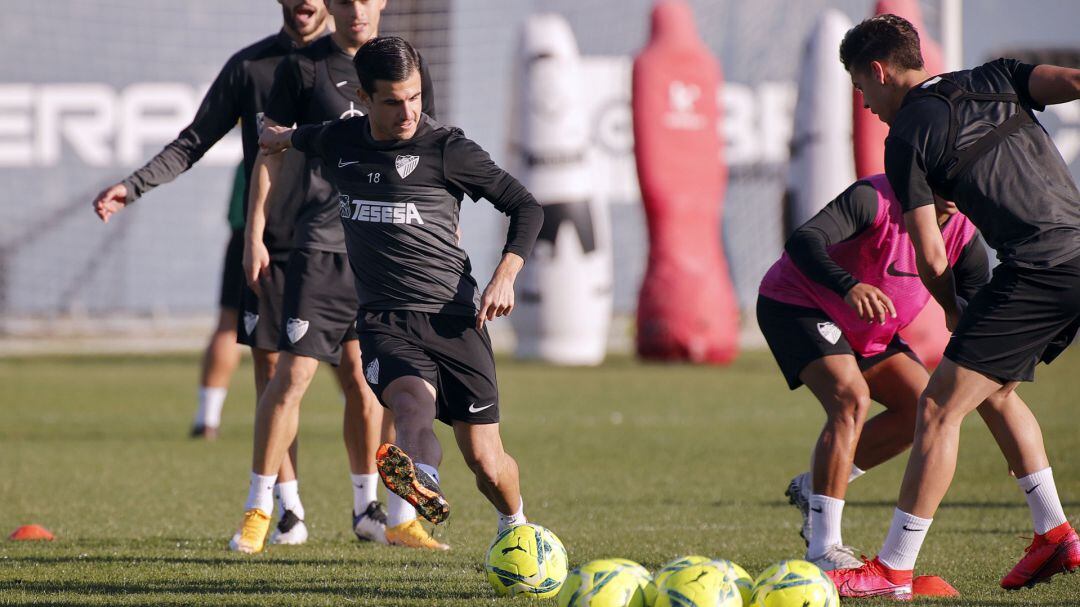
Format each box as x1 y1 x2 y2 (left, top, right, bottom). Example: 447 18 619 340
886 261 920 278
468 402 495 413
338 159 360 167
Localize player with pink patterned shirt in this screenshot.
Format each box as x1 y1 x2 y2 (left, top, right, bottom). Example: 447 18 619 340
756 174 989 575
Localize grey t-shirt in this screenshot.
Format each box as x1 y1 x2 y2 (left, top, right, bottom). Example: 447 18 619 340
291 115 543 316
885 58 1080 269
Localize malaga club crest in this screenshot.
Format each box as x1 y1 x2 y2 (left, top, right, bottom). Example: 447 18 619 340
395 155 420 179
817 322 842 345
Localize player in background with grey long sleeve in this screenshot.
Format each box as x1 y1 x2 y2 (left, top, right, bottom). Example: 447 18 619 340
90 1 328 537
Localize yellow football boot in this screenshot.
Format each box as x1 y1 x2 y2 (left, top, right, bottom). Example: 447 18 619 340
385 519 450 551
228 508 271 554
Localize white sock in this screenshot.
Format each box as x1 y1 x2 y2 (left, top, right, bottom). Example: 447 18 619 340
849 464 866 482
245 472 277 514
351 473 378 514
386 493 416 527
497 497 527 531
807 494 845 557
196 386 227 428
879 508 932 571
275 480 304 520
1017 467 1068 535
416 462 440 485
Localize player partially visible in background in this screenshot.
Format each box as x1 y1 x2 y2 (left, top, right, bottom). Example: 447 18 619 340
187 162 248 439
827 15 1080 597
91 0 329 528
759 175 989 574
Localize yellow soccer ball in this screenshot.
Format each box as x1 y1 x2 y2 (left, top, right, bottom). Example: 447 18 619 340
557 559 653 607
485 523 569 599
608 558 658 606
749 559 838 607
711 559 754 606
655 562 743 607
654 555 713 590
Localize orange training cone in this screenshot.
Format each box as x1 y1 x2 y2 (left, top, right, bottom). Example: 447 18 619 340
9 525 54 541
913 575 960 597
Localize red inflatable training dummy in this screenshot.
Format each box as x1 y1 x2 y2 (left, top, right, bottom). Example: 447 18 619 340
632 0 739 364
853 0 950 367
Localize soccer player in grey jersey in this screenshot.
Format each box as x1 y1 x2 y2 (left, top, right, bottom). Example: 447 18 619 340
91 4 327 440
258 36 544 546
91 0 330 542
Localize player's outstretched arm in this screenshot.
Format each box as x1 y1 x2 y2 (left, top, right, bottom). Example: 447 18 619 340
904 205 960 328
1027 64 1080 106
97 55 244 217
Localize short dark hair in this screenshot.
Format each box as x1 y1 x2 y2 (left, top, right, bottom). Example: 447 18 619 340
353 36 422 95
839 14 924 74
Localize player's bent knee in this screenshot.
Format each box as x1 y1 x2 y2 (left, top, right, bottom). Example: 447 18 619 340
917 392 964 432
826 384 871 427
465 450 503 487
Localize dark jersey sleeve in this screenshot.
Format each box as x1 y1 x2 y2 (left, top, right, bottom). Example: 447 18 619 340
290 122 330 159
885 136 937 213
784 181 879 295
991 57 1044 111
120 54 245 203
264 53 314 126
885 94 952 213
418 54 437 121
443 133 543 261
952 231 990 301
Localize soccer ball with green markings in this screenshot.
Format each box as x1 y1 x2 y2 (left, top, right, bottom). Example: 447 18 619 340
655 562 743 607
710 559 754 606
654 555 713 590
749 559 838 607
556 559 654 607
484 523 568 599
608 558 658 606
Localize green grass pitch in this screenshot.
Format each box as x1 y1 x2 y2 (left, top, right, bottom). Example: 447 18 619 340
1 349 1078 605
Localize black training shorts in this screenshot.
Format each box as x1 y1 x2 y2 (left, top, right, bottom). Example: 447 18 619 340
276 248 359 365
757 295 919 390
945 253 1080 383
237 258 288 352
357 310 500 426
219 229 244 310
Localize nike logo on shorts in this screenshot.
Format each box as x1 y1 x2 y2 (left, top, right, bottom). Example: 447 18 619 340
338 159 360 167
886 261 920 278
468 402 495 413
